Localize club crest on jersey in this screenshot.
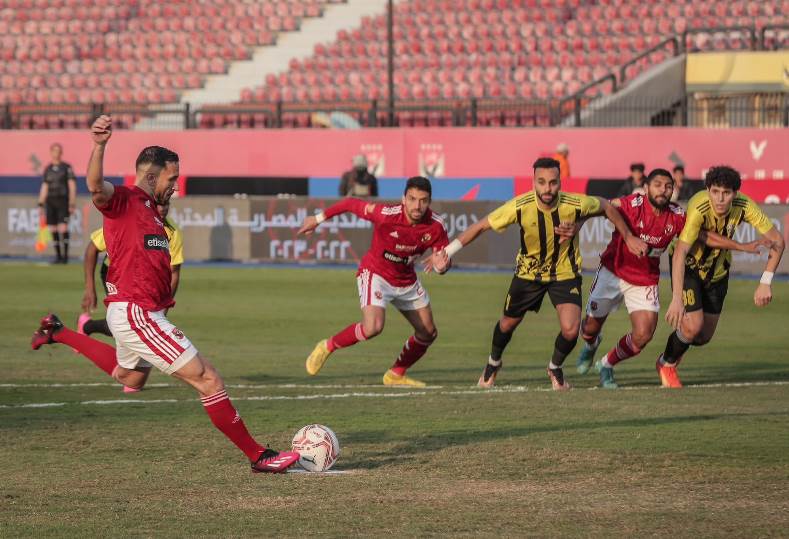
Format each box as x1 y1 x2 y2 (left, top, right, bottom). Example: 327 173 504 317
145 200 151 208
171 327 185 339
390 231 399 238
631 196 643 207
420 233 432 243
664 224 673 235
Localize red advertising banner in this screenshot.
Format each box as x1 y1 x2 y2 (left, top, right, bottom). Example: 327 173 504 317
1 128 787 182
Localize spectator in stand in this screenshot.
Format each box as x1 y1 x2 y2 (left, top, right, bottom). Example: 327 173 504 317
671 165 695 202
553 143 571 180
618 163 646 197
38 143 77 264
339 155 378 197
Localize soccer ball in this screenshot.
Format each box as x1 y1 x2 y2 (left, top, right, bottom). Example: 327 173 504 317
291 424 340 472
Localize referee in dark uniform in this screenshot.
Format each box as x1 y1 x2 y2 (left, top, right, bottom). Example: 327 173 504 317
37 143 77 263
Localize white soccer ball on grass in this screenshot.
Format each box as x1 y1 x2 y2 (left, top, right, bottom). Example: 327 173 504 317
291 424 340 472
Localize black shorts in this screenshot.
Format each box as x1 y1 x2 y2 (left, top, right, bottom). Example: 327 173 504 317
45 200 69 226
681 269 728 315
503 276 583 318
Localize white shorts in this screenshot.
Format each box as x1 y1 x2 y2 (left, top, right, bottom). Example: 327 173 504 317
106 302 198 374
356 269 430 311
586 266 659 317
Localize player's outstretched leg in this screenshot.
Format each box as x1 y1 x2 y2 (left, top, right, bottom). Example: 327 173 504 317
78 313 113 337
384 306 436 388
306 322 369 375
308 306 383 376
174 355 299 473
479 319 516 388
547 332 577 391
32 313 118 376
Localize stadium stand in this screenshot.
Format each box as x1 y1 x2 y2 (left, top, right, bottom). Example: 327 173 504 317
0 0 786 129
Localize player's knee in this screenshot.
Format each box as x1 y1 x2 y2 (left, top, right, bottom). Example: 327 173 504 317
362 321 384 339
200 364 225 394
631 330 653 350
418 326 438 343
560 326 580 342
499 317 520 333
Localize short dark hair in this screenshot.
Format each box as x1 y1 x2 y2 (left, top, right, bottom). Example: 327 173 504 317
673 165 685 173
533 157 560 173
630 162 645 172
135 146 179 170
645 168 673 183
404 176 431 197
704 165 741 192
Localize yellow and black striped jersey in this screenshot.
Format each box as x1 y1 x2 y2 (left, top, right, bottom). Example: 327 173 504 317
487 191 601 281
678 190 773 283
90 216 184 267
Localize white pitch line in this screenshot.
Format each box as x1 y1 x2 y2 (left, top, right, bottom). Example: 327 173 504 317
0 380 787 409
0 382 416 390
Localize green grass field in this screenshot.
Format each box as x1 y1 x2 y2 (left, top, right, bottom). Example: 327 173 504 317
1 262 787 537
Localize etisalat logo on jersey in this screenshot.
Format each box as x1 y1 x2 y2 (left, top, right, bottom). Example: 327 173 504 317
144 234 169 251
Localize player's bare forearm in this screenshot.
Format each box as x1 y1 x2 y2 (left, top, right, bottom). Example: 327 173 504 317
670 241 690 300
81 243 99 311
763 228 785 272
171 265 181 298
456 217 491 247
86 144 114 206
88 115 114 206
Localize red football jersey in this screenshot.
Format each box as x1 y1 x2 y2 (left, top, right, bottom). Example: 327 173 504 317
97 185 174 311
600 193 686 286
323 198 449 287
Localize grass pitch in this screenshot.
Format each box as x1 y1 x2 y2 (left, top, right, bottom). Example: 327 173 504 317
1 262 787 537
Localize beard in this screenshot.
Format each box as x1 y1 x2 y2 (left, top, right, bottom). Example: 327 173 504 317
539 192 556 205
648 194 669 209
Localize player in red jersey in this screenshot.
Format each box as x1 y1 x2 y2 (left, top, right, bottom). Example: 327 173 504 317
575 168 768 388
30 115 299 473
298 176 449 387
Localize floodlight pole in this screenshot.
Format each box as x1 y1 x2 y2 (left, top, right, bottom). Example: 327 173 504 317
387 0 394 126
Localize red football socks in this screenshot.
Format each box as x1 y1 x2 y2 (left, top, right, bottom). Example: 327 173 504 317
603 333 641 367
390 335 431 376
201 390 265 461
53 327 117 376
327 322 367 352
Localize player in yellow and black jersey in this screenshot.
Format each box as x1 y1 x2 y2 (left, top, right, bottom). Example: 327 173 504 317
429 157 648 390
657 165 785 388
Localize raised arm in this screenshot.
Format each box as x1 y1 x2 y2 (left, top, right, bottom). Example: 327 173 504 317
81 241 100 313
87 115 115 208
298 198 376 236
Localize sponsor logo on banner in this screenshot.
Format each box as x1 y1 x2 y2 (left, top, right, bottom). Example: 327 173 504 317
418 143 445 178
361 143 385 176
144 234 169 250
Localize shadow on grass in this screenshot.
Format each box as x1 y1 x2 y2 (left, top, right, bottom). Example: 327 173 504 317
340 411 789 470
